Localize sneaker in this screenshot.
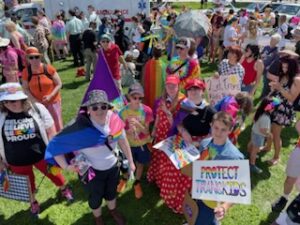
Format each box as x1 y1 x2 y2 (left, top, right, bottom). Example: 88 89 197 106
272 196 288 212
134 183 143 199
30 201 40 216
109 209 126 225
61 186 74 202
250 164 263 174
117 179 127 193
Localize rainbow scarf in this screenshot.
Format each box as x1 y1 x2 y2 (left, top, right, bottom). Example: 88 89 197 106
144 58 166 108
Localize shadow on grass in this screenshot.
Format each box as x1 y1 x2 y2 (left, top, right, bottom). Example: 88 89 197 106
258 210 280 225
71 179 184 225
62 79 88 90
1 198 58 225
56 64 77 73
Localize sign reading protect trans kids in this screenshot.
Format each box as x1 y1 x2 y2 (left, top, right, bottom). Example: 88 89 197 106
192 160 251 205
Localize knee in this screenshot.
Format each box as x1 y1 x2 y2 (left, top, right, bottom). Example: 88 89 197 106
88 197 102 210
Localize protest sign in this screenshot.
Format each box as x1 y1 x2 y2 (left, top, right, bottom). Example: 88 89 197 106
153 135 200 170
192 160 251 204
204 74 240 106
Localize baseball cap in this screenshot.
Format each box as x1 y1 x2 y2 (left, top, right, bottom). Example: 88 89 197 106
176 37 191 49
128 83 144 97
166 75 180 85
184 79 206 91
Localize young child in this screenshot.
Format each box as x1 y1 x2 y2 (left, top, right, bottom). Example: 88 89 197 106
119 82 153 199
271 120 300 213
247 98 273 174
194 111 244 224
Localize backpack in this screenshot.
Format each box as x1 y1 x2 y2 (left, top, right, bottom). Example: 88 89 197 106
27 64 53 92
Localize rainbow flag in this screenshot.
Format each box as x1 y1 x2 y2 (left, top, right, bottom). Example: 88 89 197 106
143 58 166 108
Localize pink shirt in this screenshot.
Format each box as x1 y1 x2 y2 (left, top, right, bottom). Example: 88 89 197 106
0 46 19 81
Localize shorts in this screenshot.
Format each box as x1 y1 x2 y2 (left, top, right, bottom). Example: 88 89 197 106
286 147 300 178
131 144 151 164
83 164 119 209
241 84 254 93
195 200 219 225
251 132 265 148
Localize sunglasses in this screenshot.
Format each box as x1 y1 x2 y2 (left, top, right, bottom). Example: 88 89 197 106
29 56 40 60
91 104 109 111
101 40 110 43
3 100 18 104
132 96 143 101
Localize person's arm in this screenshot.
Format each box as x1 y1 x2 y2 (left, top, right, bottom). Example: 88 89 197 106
11 34 21 49
251 59 264 95
46 124 57 140
272 77 300 103
177 124 193 144
42 71 62 103
54 154 78 172
119 55 128 70
118 136 136 173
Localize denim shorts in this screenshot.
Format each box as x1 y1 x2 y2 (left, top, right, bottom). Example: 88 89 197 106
251 131 265 148
131 144 151 164
241 84 254 93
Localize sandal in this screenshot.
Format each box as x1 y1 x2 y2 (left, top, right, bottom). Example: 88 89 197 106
267 158 279 166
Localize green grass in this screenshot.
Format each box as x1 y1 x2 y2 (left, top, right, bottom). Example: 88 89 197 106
0 56 298 225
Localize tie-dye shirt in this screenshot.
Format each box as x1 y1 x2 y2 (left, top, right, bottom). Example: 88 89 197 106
119 104 153 147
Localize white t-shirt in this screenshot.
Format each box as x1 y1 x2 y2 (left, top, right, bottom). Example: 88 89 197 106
78 111 125 171
223 25 238 48
252 113 271 137
278 23 288 38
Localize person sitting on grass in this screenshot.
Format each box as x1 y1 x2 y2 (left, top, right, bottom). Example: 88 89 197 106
118 82 153 199
247 98 274 174
192 111 244 225
271 120 300 213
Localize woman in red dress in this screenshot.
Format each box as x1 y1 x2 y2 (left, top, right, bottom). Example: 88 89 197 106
147 75 184 188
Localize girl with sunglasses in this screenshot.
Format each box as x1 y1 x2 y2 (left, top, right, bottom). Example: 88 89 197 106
118 83 153 199
22 47 63 132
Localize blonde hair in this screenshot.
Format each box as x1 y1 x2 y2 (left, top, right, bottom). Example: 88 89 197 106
5 21 17 32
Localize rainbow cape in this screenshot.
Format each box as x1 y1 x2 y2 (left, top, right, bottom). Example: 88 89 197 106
143 58 166 108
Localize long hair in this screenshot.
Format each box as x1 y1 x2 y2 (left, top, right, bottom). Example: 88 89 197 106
279 56 299 88
235 92 253 115
254 98 271 122
0 99 32 114
245 44 260 60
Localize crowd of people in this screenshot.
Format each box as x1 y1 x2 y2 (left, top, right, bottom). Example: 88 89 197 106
0 1 300 225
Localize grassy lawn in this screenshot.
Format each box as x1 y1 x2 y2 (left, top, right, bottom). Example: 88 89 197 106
0 2 298 225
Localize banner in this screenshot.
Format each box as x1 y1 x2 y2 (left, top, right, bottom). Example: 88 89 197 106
153 135 200 170
204 74 240 106
192 160 251 204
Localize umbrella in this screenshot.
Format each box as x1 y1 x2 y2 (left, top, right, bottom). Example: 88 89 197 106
173 10 211 38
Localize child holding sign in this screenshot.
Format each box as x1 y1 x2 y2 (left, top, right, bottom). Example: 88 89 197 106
192 112 244 225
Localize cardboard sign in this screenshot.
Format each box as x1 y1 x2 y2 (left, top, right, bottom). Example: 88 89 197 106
153 135 200 170
204 75 241 106
192 160 251 205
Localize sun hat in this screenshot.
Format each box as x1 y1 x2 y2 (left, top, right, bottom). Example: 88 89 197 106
128 82 144 97
279 45 299 58
184 79 206 91
81 90 113 108
176 37 191 49
25 47 42 56
0 82 28 102
100 34 112 41
166 75 180 85
0 38 10 48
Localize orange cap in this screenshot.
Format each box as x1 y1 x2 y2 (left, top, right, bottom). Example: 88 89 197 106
25 47 41 56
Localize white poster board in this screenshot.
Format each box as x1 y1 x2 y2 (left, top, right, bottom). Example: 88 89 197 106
192 160 251 205
153 135 200 170
204 75 241 106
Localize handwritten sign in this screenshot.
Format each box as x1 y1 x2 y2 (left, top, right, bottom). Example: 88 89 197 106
153 135 200 170
204 75 241 106
192 160 251 204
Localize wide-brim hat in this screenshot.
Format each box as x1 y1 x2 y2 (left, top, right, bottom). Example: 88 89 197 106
100 34 112 41
0 82 28 102
81 90 113 108
25 47 42 56
0 38 10 47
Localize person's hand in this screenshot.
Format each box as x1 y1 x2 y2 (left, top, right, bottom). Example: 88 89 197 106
66 164 78 173
181 130 193 144
42 94 52 103
213 72 220 79
129 161 136 173
269 81 281 91
214 206 226 221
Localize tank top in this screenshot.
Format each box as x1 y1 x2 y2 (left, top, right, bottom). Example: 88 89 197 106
242 59 257 85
